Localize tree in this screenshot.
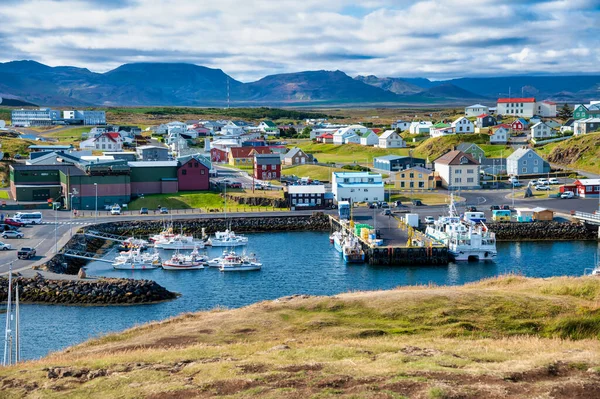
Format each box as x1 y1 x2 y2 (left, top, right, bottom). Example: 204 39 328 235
558 103 572 119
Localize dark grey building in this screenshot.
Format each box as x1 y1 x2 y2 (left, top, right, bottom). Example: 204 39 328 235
373 155 426 172
136 145 170 161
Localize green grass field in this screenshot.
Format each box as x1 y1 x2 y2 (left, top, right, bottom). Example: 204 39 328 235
294 142 413 164
42 126 90 143
0 191 9 199
281 164 346 181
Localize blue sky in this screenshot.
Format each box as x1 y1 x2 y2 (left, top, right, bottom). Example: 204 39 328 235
0 0 599 81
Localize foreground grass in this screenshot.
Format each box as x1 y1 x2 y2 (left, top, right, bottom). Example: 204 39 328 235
2 276 600 398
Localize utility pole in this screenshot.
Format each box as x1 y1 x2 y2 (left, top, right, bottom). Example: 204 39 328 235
54 202 58 253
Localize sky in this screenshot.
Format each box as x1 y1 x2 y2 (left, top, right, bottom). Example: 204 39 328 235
0 0 599 82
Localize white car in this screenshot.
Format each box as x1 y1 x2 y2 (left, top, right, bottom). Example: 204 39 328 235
561 191 574 199
537 178 549 185
2 231 24 239
424 216 435 224
110 206 121 215
535 185 551 191
0 241 11 250
548 178 559 184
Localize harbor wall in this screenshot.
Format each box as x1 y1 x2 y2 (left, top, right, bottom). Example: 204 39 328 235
487 221 597 241
0 275 178 305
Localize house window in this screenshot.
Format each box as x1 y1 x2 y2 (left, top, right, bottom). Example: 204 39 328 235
467 178 474 183
455 169 462 174
409 173 414 178
467 169 474 174
182 169 187 175
522 167 527 173
418 182 424 188
201 169 205 175
534 160 538 165
400 182 405 188
455 178 462 183
523 160 527 165
409 182 414 188
401 173 405 178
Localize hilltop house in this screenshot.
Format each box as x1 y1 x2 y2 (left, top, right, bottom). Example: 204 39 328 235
489 127 509 144
391 120 410 131
409 121 433 134
221 121 246 136
359 130 380 146
80 132 123 152
530 122 555 139
433 150 480 190
476 114 497 128
258 120 279 135
573 118 600 136
430 126 455 138
456 143 485 162
465 104 489 117
506 148 550 176
378 130 406 148
497 98 557 118
282 147 310 166
332 125 371 144
451 117 474 134
560 119 575 133
316 133 335 144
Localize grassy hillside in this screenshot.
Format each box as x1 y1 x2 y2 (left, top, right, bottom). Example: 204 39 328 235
2 276 600 398
128 190 285 211
282 164 346 181
543 132 600 174
295 142 413 164
414 134 513 160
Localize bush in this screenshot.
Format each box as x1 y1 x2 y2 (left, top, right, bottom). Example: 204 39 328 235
342 164 370 172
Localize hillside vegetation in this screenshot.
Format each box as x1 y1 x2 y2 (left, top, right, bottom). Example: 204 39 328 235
544 132 600 174
414 134 512 160
2 276 600 398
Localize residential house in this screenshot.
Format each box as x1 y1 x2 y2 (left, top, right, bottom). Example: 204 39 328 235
560 119 575 133
573 118 600 136
497 98 537 117
530 122 555 139
242 138 267 147
476 114 497 128
258 120 279 135
331 172 384 203
545 120 561 129
573 104 590 120
573 179 600 198
177 155 211 191
282 147 310 166
409 121 433 134
358 130 379 146
332 125 371 144
136 145 170 161
317 133 335 144
529 115 542 124
506 148 550 176
210 147 228 163
378 130 406 148
228 146 271 166
433 150 480 190
221 121 245 136
391 120 410 131
94 133 123 152
430 126 455 138
285 184 331 209
537 101 557 117
451 117 474 134
489 127 509 144
465 104 489 117
310 128 337 140
395 166 436 190
254 154 281 180
511 118 529 131
456 143 485 162
373 155 426 172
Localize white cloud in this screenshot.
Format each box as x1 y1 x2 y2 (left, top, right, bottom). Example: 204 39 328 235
0 0 598 81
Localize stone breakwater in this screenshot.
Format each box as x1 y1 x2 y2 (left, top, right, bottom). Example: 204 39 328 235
93 213 331 237
0 275 178 305
487 221 597 241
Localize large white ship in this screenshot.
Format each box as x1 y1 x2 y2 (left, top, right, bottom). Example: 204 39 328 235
425 195 497 262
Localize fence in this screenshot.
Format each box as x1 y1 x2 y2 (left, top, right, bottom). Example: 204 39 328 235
70 206 289 218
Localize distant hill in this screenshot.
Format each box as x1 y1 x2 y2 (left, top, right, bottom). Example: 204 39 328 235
0 60 599 106
0 94 37 107
354 75 424 95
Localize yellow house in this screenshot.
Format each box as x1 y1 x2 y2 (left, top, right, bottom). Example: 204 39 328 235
395 166 436 190
228 147 271 166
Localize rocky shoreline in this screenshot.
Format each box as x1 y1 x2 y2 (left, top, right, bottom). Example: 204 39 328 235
0 274 178 305
487 221 597 241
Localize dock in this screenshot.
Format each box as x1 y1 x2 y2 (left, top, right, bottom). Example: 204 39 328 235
329 214 448 265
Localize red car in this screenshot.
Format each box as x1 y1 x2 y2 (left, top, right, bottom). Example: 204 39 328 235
4 218 25 227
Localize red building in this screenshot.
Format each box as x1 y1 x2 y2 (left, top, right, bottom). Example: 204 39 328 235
210 148 227 163
254 154 281 181
573 179 600 198
511 118 528 131
177 155 211 191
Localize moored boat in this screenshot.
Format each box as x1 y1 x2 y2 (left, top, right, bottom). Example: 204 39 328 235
342 236 365 263
112 248 161 270
208 230 248 247
154 234 205 250
218 252 262 272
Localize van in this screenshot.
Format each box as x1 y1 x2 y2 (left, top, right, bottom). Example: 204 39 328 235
463 211 486 224
13 212 43 225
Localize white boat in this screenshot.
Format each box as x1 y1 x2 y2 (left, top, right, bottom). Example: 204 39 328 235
584 259 600 276
208 230 248 247
218 252 262 272
332 231 343 253
206 250 230 268
154 234 205 250
112 248 161 270
342 236 365 263
425 195 497 262
162 249 205 270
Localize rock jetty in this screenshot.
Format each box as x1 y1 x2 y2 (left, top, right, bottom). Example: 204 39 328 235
487 221 597 241
0 275 178 305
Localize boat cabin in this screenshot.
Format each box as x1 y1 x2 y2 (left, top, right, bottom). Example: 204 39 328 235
492 209 511 222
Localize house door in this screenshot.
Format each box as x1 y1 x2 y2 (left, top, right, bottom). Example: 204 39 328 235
301 158 305 164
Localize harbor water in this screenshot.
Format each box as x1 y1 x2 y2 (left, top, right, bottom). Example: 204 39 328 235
13 231 599 360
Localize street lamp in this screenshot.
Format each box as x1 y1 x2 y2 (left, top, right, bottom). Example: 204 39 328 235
94 183 98 223
54 203 58 254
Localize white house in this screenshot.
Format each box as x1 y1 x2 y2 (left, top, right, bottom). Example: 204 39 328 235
391 120 410 131
409 121 433 134
309 128 337 140
221 121 245 136
344 133 361 144
378 130 406 148
489 127 509 144
573 118 600 136
451 117 474 134
332 125 371 144
465 104 489 118
359 131 379 146
536 101 557 117
497 98 557 117
433 150 480 190
91 132 123 151
430 126 455 138
530 122 554 139
331 172 384 203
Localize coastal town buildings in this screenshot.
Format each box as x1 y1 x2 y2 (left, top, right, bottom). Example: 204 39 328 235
464 104 489 117
373 155 426 172
378 130 406 148
506 148 550 176
253 153 282 180
433 150 480 190
331 171 384 203
395 166 436 190
496 98 557 117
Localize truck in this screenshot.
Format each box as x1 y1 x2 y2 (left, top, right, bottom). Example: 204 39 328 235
338 201 351 220
18 247 36 260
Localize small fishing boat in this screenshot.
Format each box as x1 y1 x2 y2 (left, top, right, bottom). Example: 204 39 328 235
154 234 205 250
112 248 161 270
208 230 248 247
342 236 365 263
206 250 230 268
218 252 262 272
162 249 205 270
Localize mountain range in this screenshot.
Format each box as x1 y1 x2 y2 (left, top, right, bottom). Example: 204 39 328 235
0 60 599 107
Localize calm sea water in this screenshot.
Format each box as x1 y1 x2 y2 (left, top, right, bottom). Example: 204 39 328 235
13 232 600 360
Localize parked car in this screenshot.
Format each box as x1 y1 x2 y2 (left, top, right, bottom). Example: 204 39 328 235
512 181 523 187
537 178 549 185
561 191 575 199
490 205 500 211
14 154 22 160
383 209 392 216
395 200 402 207
2 230 23 239
548 178 560 185
227 182 242 189
17 247 35 259
381 202 390 209
160 207 169 214
424 216 435 224
501 205 511 210
0 241 11 251
140 207 148 215
369 202 377 209
4 218 25 227
110 206 121 215
535 185 551 191
412 199 423 206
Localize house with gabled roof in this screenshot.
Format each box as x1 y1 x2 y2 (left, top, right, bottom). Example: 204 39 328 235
228 146 271 166
409 121 433 134
391 120 410 131
530 121 555 139
258 120 279 135
489 127 509 144
254 153 281 180
476 114 497 128
93 132 123 152
451 117 474 133
177 154 211 191
465 104 489 118
378 130 406 148
506 148 549 176
456 143 485 162
359 130 379 146
282 147 310 166
433 150 480 190
511 118 529 131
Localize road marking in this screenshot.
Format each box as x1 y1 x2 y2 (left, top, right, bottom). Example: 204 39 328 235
34 237 47 249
